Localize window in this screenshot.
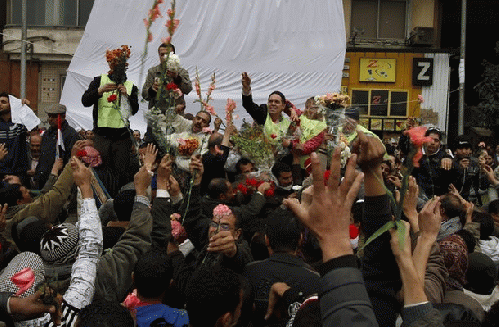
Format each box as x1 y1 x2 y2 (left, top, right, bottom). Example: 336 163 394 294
8 0 94 27
351 89 408 117
350 0 407 39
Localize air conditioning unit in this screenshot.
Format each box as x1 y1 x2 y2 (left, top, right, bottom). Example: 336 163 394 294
409 27 434 46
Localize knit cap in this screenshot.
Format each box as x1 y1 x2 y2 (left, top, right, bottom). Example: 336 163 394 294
40 223 79 265
0 252 45 297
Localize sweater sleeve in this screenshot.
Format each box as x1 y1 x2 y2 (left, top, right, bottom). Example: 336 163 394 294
174 67 193 95
63 198 103 309
151 197 173 250
301 130 325 155
319 255 378 326
242 94 268 125
93 200 152 303
81 76 102 107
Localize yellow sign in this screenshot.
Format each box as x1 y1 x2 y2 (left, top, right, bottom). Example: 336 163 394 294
359 59 396 82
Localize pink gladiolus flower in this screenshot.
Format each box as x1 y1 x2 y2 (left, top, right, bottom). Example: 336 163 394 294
161 36 171 44
205 105 216 116
147 32 153 42
233 114 239 120
166 9 173 16
404 126 433 167
173 88 183 98
143 18 150 28
418 94 424 104
195 81 201 96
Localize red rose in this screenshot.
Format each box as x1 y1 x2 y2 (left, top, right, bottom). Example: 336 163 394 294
166 82 178 90
107 94 117 102
237 184 248 195
264 189 274 197
76 150 87 158
270 134 277 139
246 178 258 187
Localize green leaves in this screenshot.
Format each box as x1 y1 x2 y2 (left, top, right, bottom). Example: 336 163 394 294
361 219 406 251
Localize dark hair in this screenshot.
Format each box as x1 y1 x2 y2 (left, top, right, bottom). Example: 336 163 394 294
268 91 286 104
455 229 476 253
175 97 186 106
0 92 9 99
208 133 223 149
265 207 302 252
235 157 253 175
113 190 136 222
78 300 134 327
207 178 230 199
425 127 443 140
250 232 269 261
185 266 242 327
440 194 465 223
134 250 172 299
158 43 175 54
472 211 494 240
488 199 499 215
184 113 194 120
0 184 23 207
305 97 315 108
272 162 292 180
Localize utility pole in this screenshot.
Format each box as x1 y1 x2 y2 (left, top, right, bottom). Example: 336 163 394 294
20 0 27 99
458 0 466 135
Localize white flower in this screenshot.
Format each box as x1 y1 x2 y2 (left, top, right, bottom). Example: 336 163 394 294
166 53 181 72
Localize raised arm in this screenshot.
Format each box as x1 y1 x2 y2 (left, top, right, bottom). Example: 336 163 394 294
63 157 103 309
93 166 153 303
241 72 267 125
284 150 378 326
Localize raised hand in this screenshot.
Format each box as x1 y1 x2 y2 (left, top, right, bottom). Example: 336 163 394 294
0 143 8 161
71 157 92 199
241 72 251 94
189 154 204 186
284 149 364 261
142 143 158 172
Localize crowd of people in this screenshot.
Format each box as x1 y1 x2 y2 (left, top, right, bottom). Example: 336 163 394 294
1 43 499 327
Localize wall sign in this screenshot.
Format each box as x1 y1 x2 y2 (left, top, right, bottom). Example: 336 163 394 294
359 59 396 82
412 58 434 86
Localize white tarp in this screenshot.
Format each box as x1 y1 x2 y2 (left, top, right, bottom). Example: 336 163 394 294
61 0 346 133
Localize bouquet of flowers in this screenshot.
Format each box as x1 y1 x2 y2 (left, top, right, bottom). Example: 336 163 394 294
237 177 275 197
177 138 200 156
232 120 275 170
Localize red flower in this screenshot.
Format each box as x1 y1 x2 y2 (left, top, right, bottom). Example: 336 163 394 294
246 178 258 187
270 134 277 139
237 184 248 195
264 189 274 197
76 150 87 158
107 94 117 102
166 82 178 90
404 126 433 168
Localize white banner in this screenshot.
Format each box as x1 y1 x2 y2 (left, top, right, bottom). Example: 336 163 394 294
61 0 346 133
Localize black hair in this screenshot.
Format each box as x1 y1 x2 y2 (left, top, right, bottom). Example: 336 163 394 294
0 92 9 99
305 97 315 107
425 127 443 140
250 232 269 261
235 157 253 175
455 229 476 253
113 189 136 222
268 91 286 104
265 207 302 252
488 199 499 215
0 184 23 207
472 211 494 240
272 162 292 180
184 113 194 120
158 43 175 54
78 300 134 327
134 250 172 299
208 133 223 149
207 178 230 200
185 266 242 327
